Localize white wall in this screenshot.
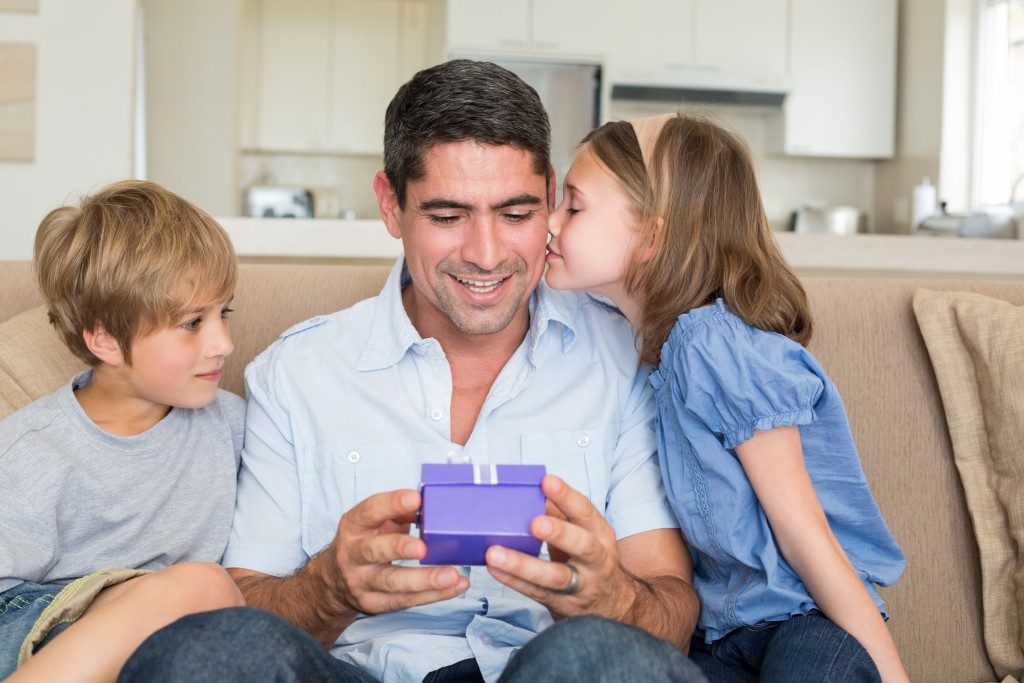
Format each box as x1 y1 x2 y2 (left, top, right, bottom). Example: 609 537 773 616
142 0 240 217
0 1 137 260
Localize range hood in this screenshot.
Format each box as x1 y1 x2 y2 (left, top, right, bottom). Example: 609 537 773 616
611 84 786 107
609 66 790 108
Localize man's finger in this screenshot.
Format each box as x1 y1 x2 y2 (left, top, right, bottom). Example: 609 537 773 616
531 515 603 567
343 489 420 534
542 475 602 533
347 533 425 566
365 564 465 595
485 546 576 593
361 583 470 615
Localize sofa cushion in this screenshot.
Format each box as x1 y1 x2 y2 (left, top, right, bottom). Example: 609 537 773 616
914 289 1024 680
0 306 85 420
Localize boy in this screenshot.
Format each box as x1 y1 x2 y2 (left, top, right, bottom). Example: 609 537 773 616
0 180 246 681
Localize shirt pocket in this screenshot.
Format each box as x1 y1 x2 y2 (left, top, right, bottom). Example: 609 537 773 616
298 441 416 559
519 424 615 514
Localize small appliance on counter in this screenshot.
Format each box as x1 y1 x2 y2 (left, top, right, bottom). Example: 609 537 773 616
788 204 867 235
245 186 314 219
916 203 1019 239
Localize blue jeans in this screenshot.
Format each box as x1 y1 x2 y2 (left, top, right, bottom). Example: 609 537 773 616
118 607 707 682
689 611 881 683
0 581 69 679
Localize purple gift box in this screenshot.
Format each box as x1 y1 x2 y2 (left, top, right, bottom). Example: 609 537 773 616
419 463 546 566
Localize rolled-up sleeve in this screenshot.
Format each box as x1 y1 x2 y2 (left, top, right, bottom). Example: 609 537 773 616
223 353 309 576
603 367 678 540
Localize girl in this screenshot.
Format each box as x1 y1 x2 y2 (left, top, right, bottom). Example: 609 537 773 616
545 113 908 683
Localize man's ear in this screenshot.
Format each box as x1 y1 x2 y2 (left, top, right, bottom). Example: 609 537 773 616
82 324 125 367
373 170 403 239
637 217 665 263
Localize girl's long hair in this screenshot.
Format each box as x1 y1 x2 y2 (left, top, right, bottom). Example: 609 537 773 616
583 115 812 366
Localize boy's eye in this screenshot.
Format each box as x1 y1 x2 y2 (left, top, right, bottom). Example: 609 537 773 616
181 317 202 332
221 307 234 320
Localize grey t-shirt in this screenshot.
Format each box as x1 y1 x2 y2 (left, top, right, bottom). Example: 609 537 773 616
0 372 245 593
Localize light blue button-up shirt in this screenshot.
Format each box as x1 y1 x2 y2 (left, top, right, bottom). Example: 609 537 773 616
224 259 677 683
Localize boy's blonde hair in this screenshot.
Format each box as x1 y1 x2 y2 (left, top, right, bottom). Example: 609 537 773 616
34 180 237 365
582 115 812 366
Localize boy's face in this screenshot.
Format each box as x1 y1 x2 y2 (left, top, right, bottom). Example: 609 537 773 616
121 296 235 411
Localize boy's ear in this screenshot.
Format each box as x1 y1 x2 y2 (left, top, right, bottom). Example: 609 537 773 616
82 324 125 367
637 217 665 263
374 170 403 239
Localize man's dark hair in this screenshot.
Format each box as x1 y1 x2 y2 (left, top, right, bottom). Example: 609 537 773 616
383 59 551 207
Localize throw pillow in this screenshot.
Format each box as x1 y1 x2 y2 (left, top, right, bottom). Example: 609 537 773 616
0 305 85 420
913 289 1024 680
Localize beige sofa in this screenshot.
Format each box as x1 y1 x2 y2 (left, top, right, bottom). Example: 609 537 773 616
3 259 1024 682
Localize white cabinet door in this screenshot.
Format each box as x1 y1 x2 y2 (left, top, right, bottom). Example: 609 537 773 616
785 0 896 158
256 0 332 151
531 0 607 56
331 0 401 153
445 0 530 52
694 0 786 82
610 0 693 79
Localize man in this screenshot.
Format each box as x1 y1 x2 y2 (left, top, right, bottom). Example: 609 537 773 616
120 60 703 683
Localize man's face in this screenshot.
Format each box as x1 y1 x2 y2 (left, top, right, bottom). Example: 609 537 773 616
377 141 550 337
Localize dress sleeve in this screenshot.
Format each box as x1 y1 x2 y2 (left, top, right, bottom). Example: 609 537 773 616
670 320 825 450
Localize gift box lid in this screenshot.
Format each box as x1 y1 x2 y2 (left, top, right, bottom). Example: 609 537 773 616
420 463 546 487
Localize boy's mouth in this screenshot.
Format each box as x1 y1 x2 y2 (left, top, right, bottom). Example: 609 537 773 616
196 369 222 381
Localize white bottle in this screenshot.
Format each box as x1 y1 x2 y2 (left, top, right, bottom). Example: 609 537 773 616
912 177 937 230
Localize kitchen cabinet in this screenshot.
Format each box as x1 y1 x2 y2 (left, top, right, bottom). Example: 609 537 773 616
440 0 605 57
609 0 787 90
255 0 332 151
780 0 897 158
245 0 428 155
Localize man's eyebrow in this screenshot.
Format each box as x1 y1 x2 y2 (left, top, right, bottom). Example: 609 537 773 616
418 199 471 211
493 194 543 210
418 195 544 212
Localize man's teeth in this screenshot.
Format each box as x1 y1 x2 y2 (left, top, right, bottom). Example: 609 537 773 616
455 276 504 293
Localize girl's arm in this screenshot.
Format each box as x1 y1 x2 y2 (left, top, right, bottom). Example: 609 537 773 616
734 425 909 683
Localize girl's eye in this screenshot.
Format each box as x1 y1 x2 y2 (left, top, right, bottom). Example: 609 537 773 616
567 207 580 215
221 307 234 320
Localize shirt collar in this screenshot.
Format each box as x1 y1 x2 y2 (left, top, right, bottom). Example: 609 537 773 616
357 257 577 372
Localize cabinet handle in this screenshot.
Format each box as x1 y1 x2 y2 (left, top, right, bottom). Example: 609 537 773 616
499 39 527 48
665 62 688 71
533 41 558 50
694 64 720 72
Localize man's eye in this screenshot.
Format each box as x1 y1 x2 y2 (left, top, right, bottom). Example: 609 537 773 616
504 211 534 223
429 214 459 225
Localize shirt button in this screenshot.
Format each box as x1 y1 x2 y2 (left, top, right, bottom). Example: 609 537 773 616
480 634 493 646
430 409 443 421
577 435 590 448
347 451 361 463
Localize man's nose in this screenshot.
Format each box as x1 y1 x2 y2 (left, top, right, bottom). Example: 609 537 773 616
462 217 509 272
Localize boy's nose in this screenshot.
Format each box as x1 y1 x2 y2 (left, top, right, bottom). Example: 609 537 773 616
206 321 234 358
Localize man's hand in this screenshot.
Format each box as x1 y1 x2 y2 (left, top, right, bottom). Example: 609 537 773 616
483 475 640 621
318 488 471 616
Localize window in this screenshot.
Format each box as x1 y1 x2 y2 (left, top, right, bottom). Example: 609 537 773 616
974 0 1024 205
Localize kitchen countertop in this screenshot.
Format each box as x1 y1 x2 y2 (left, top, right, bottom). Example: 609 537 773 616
219 218 1024 280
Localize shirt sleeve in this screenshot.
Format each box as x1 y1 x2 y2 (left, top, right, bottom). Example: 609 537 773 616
0 469 56 589
222 352 310 575
672 321 825 450
603 366 679 540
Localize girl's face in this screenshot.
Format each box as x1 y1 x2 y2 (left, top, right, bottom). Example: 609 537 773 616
545 146 639 299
